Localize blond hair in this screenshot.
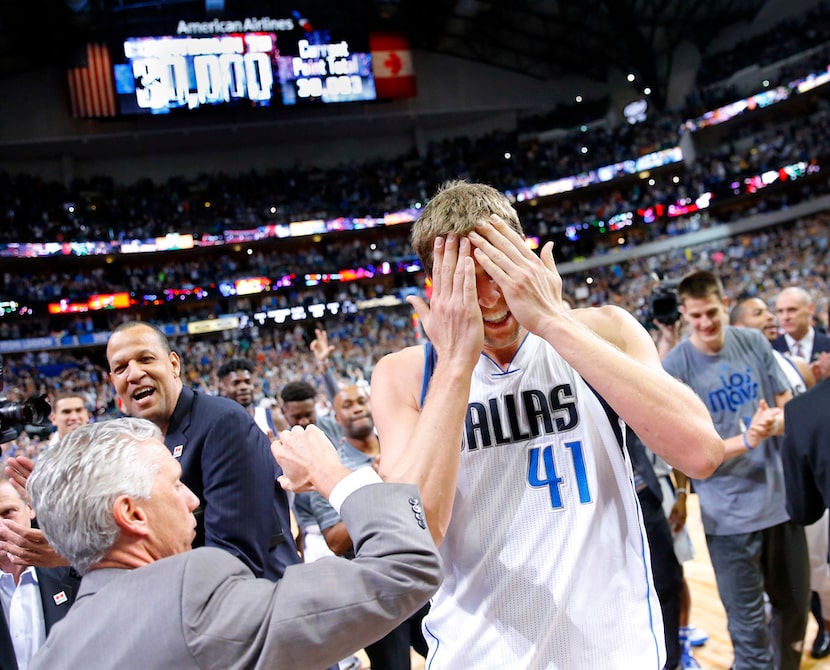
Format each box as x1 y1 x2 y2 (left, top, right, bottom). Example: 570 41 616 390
411 180 523 274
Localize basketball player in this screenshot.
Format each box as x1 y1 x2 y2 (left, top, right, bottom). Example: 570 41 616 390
371 180 724 668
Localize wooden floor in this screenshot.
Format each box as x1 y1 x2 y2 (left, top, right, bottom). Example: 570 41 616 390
683 494 829 670
357 494 830 669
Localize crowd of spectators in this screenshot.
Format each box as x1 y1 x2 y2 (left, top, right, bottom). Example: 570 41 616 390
0 114 679 245
3 10 829 248
3 208 830 461
2 87 828 330
689 2 830 108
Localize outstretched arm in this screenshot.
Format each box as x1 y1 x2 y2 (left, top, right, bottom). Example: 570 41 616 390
469 215 723 478
311 327 341 401
372 234 483 545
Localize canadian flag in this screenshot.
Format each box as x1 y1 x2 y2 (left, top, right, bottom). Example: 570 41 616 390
370 33 417 99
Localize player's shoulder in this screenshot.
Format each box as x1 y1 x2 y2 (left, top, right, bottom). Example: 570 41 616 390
371 344 426 389
571 303 630 325
376 343 426 369
570 304 640 344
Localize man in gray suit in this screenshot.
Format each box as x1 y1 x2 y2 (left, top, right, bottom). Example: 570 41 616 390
27 418 441 670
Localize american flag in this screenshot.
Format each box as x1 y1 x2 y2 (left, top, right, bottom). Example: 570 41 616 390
67 43 118 118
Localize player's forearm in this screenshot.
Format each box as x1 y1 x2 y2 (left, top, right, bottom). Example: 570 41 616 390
537 313 723 479
379 364 472 544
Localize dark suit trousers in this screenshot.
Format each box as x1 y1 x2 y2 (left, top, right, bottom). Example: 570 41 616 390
639 487 682 670
365 603 429 670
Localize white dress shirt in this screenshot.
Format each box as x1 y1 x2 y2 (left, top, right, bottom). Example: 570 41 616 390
785 328 815 360
0 567 46 669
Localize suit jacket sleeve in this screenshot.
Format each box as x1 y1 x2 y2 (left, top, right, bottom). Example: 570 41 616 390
183 483 441 670
782 386 829 525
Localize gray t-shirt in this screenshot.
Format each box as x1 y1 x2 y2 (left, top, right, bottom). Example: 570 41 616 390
662 326 790 535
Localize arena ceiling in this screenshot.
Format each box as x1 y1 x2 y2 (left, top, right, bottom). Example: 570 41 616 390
1 0 768 110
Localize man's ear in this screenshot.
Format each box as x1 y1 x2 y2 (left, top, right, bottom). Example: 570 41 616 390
112 494 150 537
169 351 182 380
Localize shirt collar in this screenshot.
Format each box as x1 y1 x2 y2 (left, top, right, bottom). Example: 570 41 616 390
0 565 38 586
785 328 814 355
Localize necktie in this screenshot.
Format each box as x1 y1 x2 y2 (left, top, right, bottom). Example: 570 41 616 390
794 342 804 358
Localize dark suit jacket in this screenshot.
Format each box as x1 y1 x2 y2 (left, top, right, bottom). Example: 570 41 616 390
29 483 441 670
0 567 80 670
782 378 830 525
773 329 830 361
164 387 299 580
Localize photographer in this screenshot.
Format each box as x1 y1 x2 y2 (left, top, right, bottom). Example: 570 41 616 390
648 276 684 360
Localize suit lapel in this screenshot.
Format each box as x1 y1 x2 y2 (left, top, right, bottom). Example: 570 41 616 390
164 387 194 459
36 567 81 633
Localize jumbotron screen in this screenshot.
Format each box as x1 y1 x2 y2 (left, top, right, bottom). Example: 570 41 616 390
112 14 378 114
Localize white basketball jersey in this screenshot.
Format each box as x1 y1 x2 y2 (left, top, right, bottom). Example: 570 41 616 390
253 405 274 436
773 350 807 396
421 333 665 669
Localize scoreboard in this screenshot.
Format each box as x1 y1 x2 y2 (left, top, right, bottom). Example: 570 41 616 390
276 38 375 104
111 12 381 115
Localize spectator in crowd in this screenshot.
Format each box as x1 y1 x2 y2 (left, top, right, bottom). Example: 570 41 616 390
216 358 286 438
663 271 809 670
370 180 723 668
47 392 90 446
279 380 342 446
0 471 79 670
26 418 441 670
309 327 345 402
281 379 342 563
106 320 299 580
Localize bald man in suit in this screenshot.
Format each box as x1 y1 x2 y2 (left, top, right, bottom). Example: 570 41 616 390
773 287 830 381
27 418 440 670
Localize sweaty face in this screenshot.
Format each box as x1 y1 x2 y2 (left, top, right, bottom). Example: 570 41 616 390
219 370 254 408
281 398 317 428
51 397 90 439
473 261 524 357
333 386 374 439
681 293 728 354
107 325 183 433
139 439 200 559
775 292 813 340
